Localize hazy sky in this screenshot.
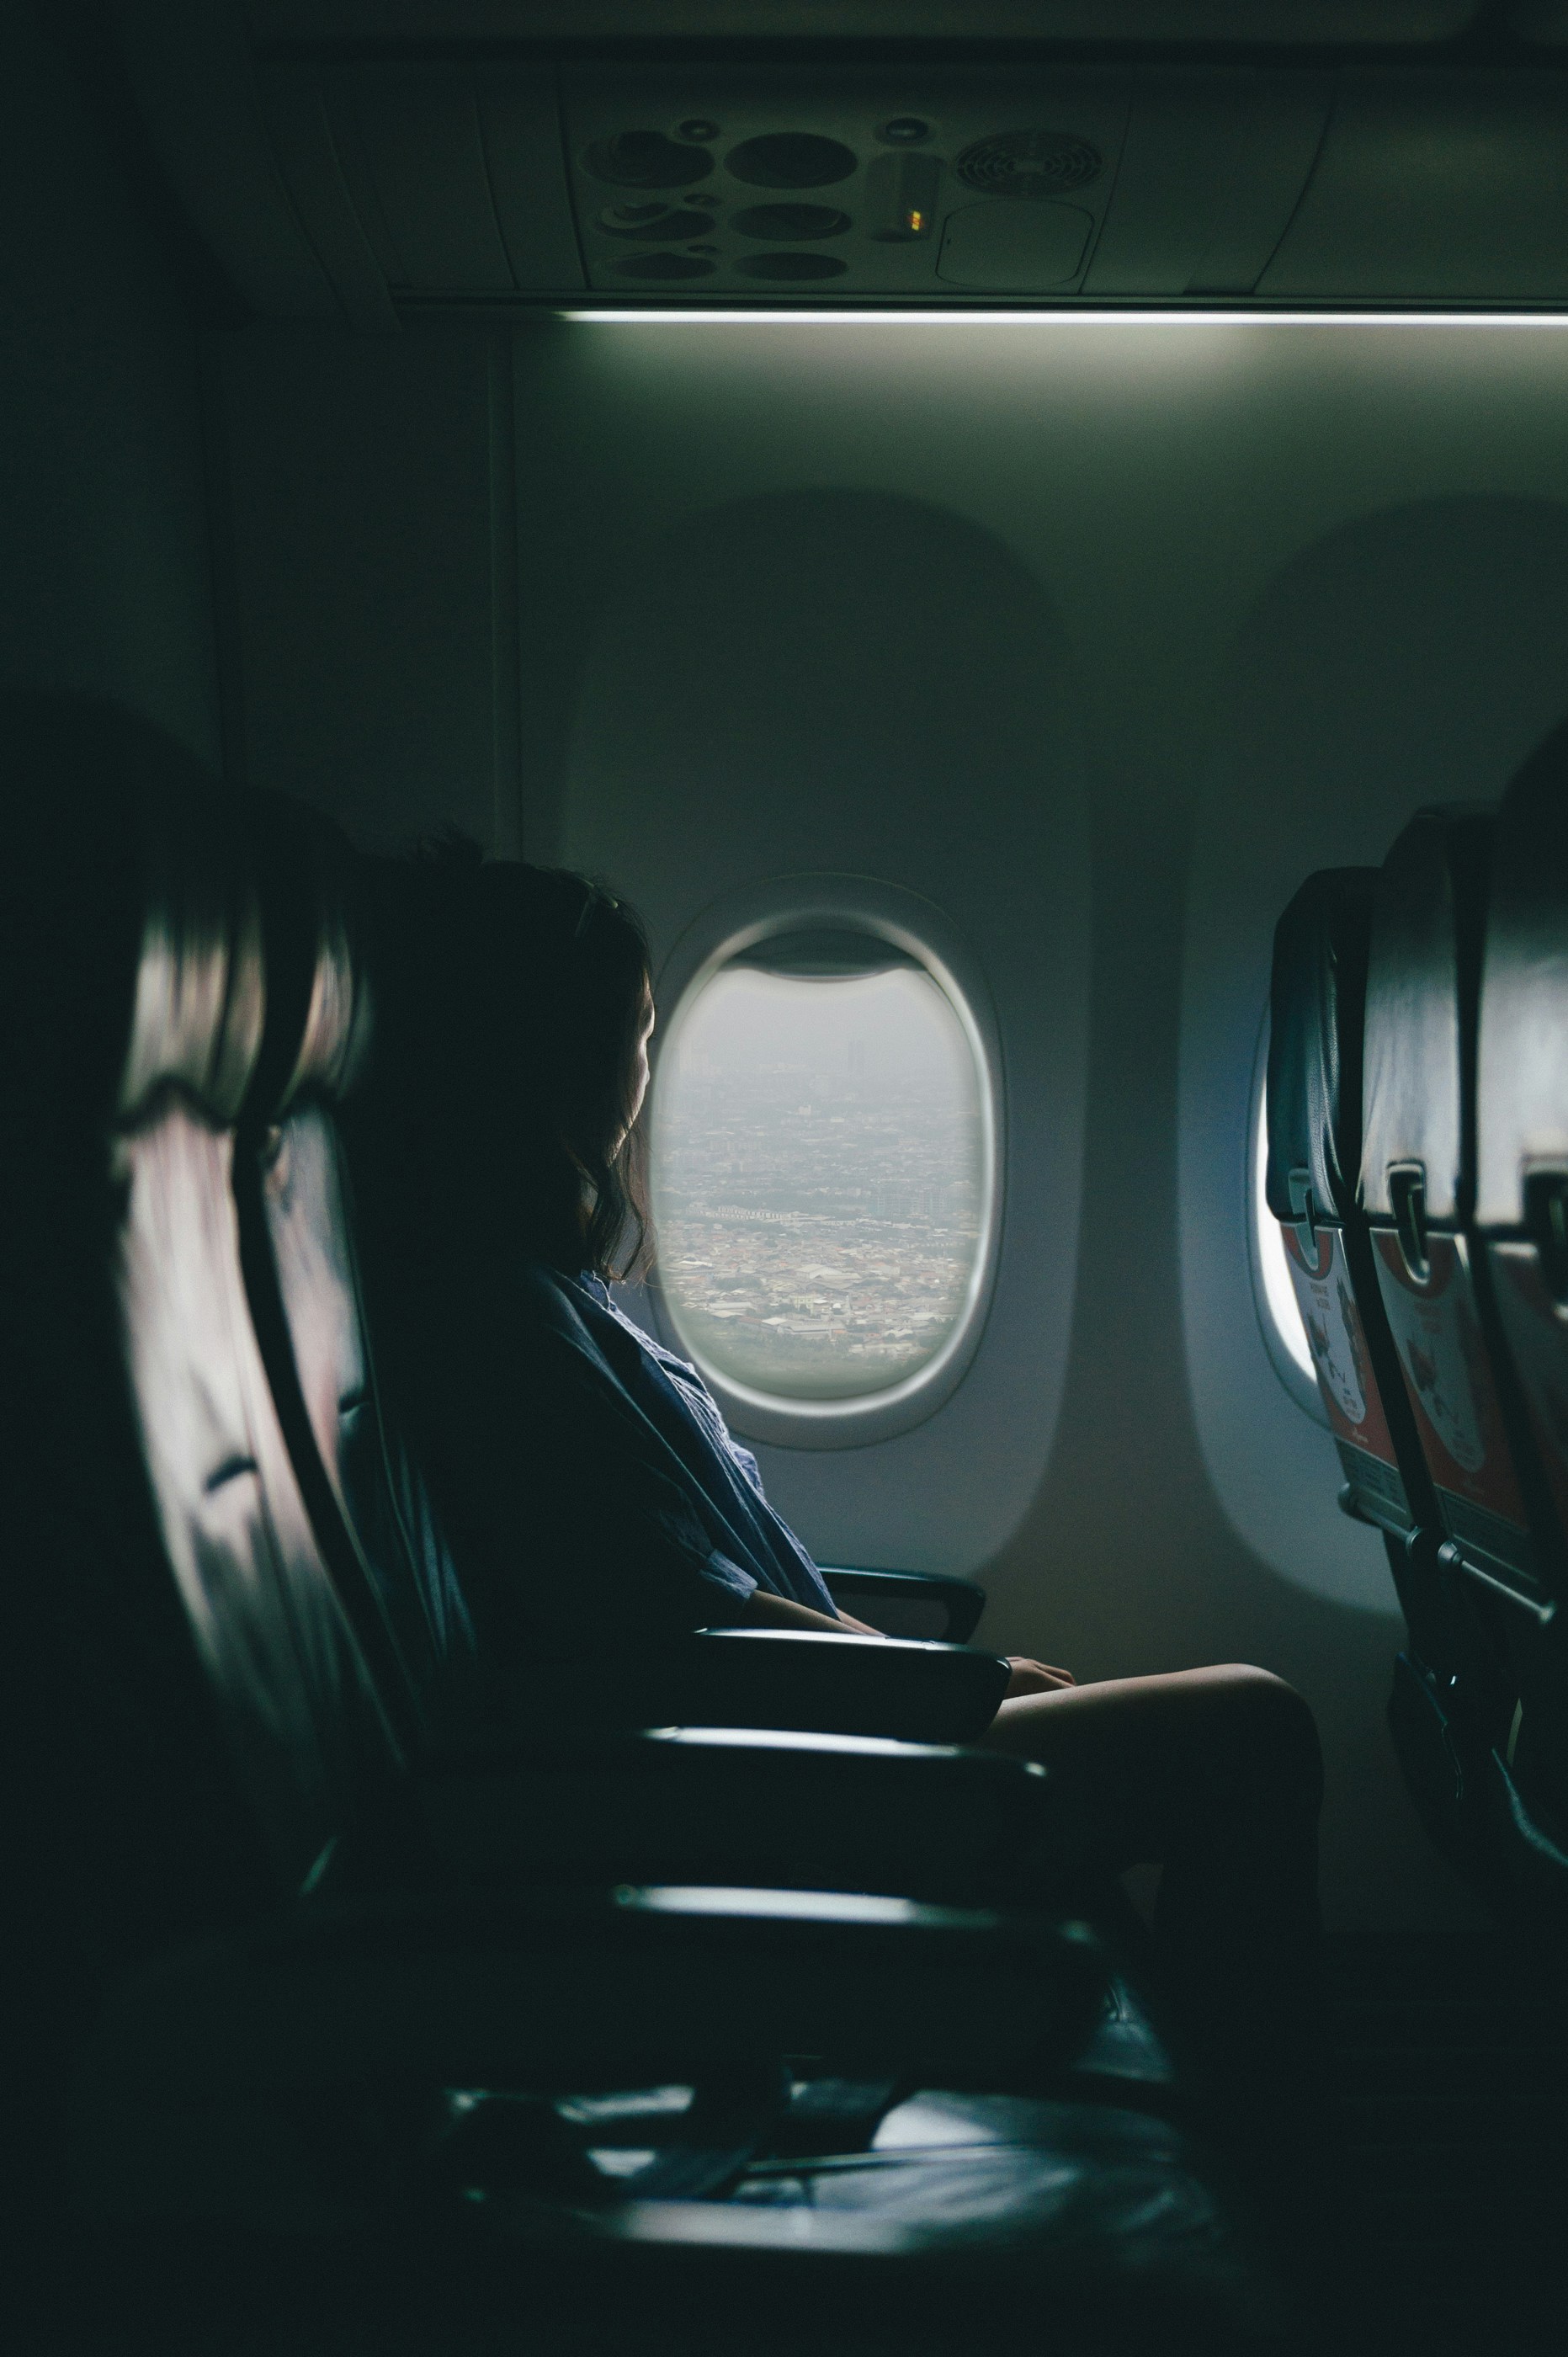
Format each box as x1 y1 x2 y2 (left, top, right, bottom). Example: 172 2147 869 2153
656 966 978 1093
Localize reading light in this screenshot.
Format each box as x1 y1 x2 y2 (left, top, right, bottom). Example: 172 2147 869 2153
560 306 1568 327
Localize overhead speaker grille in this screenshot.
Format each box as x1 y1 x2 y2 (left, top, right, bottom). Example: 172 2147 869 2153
955 130 1103 199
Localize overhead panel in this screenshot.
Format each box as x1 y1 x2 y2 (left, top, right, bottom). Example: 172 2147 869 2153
332 66 516 294
109 16 1568 318
1086 72 1331 295
561 66 1134 301
257 68 396 330
1261 72 1568 300
476 76 591 295
258 61 582 307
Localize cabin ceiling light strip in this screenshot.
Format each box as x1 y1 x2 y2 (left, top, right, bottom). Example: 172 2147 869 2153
560 307 1568 328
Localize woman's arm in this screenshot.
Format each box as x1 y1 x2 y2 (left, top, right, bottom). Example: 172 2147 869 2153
741 1591 1073 1685
740 1588 883 1637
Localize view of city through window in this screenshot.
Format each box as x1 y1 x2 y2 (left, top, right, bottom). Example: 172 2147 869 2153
651 960 986 1401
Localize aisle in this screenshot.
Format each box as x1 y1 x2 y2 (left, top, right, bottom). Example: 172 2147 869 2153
1326 1933 1568 2355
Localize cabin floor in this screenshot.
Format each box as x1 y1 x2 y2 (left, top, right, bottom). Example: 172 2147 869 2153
1323 1931 1567 2357
27 1931 1565 2357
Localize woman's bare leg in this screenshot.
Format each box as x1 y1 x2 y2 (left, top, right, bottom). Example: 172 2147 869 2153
983 1664 1324 2104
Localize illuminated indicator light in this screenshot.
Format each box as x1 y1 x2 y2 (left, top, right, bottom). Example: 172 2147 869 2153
906 210 925 232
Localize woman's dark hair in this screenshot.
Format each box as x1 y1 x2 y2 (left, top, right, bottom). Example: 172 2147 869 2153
378 838 653 1281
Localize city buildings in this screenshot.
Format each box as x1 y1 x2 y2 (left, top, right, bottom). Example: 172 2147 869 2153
653 1051 981 1399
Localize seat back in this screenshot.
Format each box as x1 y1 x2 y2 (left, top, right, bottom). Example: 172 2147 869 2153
1268 852 1540 1891
1361 806 1553 1619
1 701 399 1975
1267 867 1431 1545
236 792 479 1757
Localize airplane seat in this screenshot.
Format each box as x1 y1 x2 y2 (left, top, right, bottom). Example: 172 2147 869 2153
1474 720 1568 1895
1267 867 1429 1546
237 789 483 1763
1360 802 1565 1921
0 699 407 2238
235 799 1159 1939
0 700 396 1907
1266 865 1507 1870
0 748 1268 2350
231 795 1223 2147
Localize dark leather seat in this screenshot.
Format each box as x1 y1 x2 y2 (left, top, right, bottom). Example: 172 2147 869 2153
1261 799 1568 1932
2 709 1267 2349
235 802 1152 1956
0 700 391 1943
1357 805 1568 1919
1361 806 1549 1618
0 698 407 2264
1267 867 1430 1546
236 793 1190 2108
1267 860 1518 1888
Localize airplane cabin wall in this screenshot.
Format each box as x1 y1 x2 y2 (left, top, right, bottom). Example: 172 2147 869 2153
210 311 1568 1935
1 10 219 762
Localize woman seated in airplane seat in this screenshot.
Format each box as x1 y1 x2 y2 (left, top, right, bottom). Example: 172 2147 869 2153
366 839 1324 2119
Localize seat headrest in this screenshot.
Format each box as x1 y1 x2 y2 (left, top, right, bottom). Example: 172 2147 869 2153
1266 868 1375 1230
1476 718 1568 1230
1360 804 1492 1227
119 801 263 1131
244 792 370 1125
0 695 260 1136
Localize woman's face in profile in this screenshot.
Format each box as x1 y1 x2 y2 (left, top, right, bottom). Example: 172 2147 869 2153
626 983 656 1133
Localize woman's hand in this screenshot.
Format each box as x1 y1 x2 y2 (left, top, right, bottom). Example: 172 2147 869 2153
1003 1657 1076 1699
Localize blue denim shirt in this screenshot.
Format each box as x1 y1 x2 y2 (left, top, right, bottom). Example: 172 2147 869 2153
571 1270 837 1621
425 1258 839 1663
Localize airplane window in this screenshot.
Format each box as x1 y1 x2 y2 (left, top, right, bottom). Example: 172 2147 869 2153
1252 1069 1317 1386
651 932 987 1410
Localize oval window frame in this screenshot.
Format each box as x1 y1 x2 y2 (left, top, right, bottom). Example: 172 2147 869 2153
642 874 1004 1451
1246 1004 1329 1429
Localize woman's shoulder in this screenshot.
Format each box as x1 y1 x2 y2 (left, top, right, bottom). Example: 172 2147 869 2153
518 1260 650 1370
512 1256 601 1334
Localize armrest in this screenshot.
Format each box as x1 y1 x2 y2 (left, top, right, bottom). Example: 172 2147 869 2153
73 1887 1105 2222
413 1727 1065 1908
820 1567 986 1644
510 1629 1010 1748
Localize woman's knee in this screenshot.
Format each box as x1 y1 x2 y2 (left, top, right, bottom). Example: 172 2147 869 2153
1206 1665 1323 1806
